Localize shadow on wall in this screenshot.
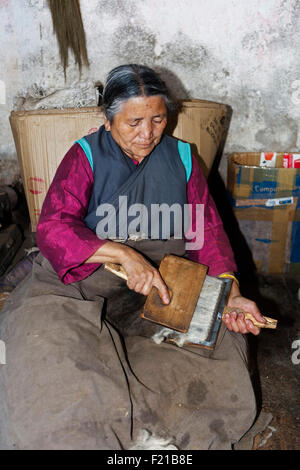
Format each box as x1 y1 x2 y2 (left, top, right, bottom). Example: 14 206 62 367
155 66 191 101
208 170 258 284
160 67 235 178
154 66 189 141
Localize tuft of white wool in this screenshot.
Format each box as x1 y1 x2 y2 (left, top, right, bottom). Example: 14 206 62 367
129 429 178 450
24 247 40 255
151 328 174 345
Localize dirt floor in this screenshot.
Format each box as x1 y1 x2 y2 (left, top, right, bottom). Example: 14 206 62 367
243 274 300 450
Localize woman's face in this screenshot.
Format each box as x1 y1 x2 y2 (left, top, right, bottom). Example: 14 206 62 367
105 95 167 162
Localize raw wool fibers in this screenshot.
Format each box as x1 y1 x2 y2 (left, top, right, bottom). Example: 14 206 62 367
152 276 226 347
129 429 178 450
47 0 89 78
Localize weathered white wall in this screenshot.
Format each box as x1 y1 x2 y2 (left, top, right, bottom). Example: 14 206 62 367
0 0 300 183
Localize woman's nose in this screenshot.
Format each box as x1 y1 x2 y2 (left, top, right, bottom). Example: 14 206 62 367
140 122 153 140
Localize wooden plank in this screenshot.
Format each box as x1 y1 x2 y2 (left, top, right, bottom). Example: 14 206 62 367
141 255 208 333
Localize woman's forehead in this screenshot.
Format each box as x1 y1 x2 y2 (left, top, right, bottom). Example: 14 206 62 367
118 95 167 118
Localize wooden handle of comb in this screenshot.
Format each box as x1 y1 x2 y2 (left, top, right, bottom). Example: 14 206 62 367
104 262 128 280
223 306 277 329
104 262 173 302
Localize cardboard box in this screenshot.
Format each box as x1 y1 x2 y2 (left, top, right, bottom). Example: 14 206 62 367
168 99 231 176
10 100 231 231
10 107 105 231
228 152 300 274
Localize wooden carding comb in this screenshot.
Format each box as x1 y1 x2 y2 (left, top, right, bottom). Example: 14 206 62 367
104 255 277 348
105 255 208 333
140 255 208 332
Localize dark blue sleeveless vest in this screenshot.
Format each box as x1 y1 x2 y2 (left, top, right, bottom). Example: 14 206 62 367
76 125 192 240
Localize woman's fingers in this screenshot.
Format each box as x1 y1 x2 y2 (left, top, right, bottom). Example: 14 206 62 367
225 311 240 333
152 273 170 304
237 314 248 334
123 253 169 303
247 303 266 325
130 271 170 305
236 298 265 325
130 273 153 296
245 319 260 336
224 311 261 335
225 294 264 335
127 271 152 292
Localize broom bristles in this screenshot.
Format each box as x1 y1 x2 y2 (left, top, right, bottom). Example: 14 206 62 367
48 0 89 78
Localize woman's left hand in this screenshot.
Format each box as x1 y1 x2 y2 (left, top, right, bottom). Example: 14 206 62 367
223 287 266 335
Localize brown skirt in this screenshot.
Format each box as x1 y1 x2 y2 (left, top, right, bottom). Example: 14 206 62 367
0 239 256 450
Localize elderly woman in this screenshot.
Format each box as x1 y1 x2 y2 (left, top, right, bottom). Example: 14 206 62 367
0 64 264 450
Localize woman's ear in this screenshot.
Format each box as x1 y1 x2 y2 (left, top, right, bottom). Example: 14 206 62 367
104 118 111 131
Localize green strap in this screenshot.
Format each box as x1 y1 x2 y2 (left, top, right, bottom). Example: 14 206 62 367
178 140 192 182
75 138 93 172
75 137 192 182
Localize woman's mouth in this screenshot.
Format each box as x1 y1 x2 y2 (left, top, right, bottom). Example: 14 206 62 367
137 142 153 148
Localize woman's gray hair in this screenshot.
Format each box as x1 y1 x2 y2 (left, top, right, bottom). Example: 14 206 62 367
100 64 175 122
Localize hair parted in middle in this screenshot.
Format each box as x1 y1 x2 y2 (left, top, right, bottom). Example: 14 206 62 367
100 64 176 122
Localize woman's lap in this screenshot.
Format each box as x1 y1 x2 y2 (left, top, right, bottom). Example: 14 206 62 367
0 252 257 449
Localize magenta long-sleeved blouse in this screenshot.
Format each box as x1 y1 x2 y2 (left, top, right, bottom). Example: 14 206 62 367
36 143 237 285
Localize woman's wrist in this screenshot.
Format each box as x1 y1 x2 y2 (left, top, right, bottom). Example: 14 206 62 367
218 272 241 298
85 241 131 265
228 279 241 299
218 272 239 288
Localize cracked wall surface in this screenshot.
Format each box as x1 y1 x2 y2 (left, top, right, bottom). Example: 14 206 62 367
0 0 299 184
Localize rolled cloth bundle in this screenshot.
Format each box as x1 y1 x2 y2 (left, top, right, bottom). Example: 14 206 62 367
48 0 89 77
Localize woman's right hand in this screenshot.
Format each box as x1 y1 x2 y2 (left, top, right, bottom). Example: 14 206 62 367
85 241 170 304
120 247 170 304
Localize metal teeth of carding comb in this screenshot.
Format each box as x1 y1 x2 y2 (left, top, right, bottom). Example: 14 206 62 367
152 277 232 348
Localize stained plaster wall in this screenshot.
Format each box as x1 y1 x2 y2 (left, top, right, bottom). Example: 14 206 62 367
0 0 300 184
